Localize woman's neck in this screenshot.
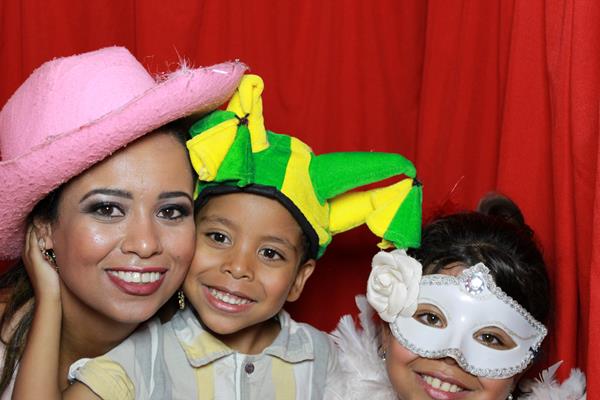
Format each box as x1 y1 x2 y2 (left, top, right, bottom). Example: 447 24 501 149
58 290 138 390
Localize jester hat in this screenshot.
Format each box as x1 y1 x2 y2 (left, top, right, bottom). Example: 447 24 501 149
187 75 422 259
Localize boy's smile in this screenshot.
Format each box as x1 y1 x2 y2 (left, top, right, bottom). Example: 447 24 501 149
184 192 316 354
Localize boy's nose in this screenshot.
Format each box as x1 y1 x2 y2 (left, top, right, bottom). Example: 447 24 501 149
222 249 254 280
120 214 163 258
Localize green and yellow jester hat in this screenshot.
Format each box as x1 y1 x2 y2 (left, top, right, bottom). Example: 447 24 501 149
187 75 422 259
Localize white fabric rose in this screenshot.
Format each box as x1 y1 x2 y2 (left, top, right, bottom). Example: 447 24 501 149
366 249 422 322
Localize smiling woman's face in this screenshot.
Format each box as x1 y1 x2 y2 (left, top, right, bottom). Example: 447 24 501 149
38 131 195 325
382 264 517 400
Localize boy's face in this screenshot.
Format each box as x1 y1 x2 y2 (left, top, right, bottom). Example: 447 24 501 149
184 192 315 346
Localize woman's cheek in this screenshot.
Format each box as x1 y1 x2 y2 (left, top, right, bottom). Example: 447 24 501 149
382 328 420 395
478 376 516 400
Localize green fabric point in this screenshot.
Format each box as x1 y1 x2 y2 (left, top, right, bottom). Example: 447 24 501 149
383 184 422 248
310 152 416 203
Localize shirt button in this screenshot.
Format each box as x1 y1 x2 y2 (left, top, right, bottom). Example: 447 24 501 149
244 363 255 374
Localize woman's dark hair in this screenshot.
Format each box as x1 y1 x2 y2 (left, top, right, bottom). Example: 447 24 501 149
408 193 550 325
0 119 192 395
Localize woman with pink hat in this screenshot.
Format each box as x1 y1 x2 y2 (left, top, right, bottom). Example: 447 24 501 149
0 47 245 397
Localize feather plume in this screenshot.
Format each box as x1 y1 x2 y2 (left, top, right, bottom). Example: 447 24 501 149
326 296 396 400
519 361 586 399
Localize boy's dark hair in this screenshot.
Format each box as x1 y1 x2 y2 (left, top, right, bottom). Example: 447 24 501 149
408 193 550 324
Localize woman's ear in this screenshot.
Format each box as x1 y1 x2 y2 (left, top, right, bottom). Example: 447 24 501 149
380 323 393 349
32 217 54 249
286 259 316 302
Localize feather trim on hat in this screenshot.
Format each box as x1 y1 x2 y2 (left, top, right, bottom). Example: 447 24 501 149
325 296 396 400
519 361 586 400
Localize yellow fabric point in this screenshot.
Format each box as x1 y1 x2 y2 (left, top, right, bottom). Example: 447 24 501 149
187 118 239 181
366 179 412 237
377 239 394 249
280 137 330 247
370 179 412 208
226 74 268 152
328 191 373 234
328 179 413 236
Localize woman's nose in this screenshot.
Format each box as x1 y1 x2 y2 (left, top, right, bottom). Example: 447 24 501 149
120 213 162 258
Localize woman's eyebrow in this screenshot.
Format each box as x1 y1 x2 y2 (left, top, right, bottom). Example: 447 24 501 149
159 191 193 203
80 188 132 203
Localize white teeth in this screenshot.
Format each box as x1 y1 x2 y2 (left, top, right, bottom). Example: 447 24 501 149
109 271 162 284
421 375 463 393
209 287 252 305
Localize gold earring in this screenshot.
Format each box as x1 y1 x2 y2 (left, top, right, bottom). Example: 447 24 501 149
377 344 387 361
178 290 185 310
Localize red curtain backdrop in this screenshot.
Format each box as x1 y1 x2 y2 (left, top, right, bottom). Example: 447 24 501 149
1 0 598 392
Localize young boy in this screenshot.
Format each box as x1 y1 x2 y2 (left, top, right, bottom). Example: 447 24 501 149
65 75 423 399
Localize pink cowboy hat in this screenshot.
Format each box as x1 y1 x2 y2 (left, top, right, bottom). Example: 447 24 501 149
0 46 246 260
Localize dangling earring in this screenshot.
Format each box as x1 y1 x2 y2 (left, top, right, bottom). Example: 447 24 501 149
42 248 57 265
377 344 387 361
507 394 513 400
38 238 58 271
178 290 185 310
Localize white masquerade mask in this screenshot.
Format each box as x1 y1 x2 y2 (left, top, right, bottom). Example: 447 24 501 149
388 263 547 379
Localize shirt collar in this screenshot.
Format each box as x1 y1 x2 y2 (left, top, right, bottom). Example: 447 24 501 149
171 308 315 367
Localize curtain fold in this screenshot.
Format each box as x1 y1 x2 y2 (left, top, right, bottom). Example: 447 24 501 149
1 0 597 393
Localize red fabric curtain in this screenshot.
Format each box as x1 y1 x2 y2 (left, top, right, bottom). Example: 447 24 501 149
1 0 598 392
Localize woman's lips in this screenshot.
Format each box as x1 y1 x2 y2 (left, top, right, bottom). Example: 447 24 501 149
416 371 470 400
106 267 167 295
203 285 256 313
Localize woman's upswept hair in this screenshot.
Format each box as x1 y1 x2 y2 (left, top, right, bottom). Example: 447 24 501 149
409 193 550 324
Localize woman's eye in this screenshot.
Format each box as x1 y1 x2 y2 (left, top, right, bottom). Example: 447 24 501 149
90 203 124 219
414 312 445 328
473 328 516 350
157 205 189 220
259 248 284 261
480 333 502 345
207 232 230 244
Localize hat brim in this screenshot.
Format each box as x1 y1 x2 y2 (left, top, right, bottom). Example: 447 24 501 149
0 61 246 260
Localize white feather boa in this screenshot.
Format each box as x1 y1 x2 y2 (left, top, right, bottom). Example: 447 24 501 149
326 296 586 400
520 361 586 400
325 296 396 400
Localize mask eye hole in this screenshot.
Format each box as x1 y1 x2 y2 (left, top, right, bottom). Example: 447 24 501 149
473 327 517 350
413 304 447 329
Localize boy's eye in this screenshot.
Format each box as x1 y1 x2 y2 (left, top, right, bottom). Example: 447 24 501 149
259 248 284 261
473 328 516 350
413 304 447 328
157 205 190 220
207 232 230 244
